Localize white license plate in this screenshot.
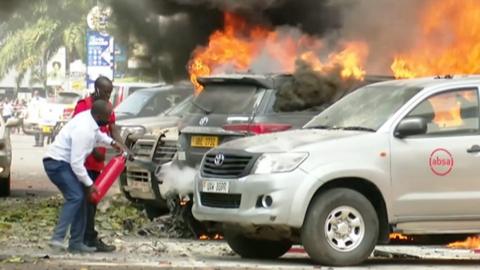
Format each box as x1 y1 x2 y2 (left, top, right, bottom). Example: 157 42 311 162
202 180 229 193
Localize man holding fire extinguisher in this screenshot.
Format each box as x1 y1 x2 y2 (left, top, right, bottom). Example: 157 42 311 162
43 100 122 253
72 76 130 252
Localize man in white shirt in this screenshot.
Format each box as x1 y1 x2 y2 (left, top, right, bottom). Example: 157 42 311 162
28 90 47 147
2 99 13 122
43 100 122 253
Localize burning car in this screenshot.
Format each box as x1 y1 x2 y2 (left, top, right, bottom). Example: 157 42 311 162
167 73 391 199
193 75 480 266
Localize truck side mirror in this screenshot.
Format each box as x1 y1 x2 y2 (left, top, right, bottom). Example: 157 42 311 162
394 117 427 138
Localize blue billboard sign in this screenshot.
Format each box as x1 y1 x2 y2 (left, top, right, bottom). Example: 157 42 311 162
86 30 114 91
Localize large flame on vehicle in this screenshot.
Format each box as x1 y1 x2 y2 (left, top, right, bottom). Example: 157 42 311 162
448 236 480 249
188 13 368 93
391 0 480 78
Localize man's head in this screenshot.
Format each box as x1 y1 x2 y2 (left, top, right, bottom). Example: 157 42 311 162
93 76 113 101
91 99 112 127
52 61 61 70
33 90 39 97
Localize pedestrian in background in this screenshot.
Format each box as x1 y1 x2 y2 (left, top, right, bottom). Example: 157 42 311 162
29 91 47 147
2 99 13 123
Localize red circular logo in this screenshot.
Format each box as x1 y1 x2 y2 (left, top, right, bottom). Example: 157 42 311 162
429 148 454 176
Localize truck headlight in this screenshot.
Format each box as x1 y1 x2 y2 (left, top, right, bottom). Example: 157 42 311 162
253 153 308 174
121 126 146 139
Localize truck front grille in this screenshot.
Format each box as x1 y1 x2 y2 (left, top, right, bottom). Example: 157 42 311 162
153 140 177 164
200 192 241 208
132 140 155 158
127 170 149 182
201 153 253 178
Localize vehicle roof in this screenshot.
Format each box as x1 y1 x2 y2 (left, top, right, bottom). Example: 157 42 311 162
134 82 194 93
198 73 292 89
113 82 165 87
369 75 480 89
198 73 396 89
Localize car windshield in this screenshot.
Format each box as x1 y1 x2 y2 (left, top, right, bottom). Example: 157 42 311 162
115 90 156 115
189 84 260 114
165 96 193 116
305 85 423 131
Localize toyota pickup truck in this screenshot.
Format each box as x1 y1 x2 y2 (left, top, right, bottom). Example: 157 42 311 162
193 75 480 266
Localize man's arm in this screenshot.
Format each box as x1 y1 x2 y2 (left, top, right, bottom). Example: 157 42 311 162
70 131 94 187
109 123 126 148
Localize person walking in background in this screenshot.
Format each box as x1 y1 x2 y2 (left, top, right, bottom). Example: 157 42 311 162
43 100 122 253
2 99 13 123
29 91 47 146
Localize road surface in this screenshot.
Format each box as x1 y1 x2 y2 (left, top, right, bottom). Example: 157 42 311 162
2 134 480 269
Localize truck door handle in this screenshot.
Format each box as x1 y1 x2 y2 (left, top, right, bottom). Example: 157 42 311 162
467 145 480 153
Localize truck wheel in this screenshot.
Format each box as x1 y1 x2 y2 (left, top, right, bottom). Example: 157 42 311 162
224 229 292 259
144 203 168 220
301 188 378 266
0 174 11 197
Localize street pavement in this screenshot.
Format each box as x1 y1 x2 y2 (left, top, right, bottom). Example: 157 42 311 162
3 134 480 269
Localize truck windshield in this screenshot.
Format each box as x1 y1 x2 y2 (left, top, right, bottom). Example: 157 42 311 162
115 91 155 115
189 84 261 114
305 85 422 131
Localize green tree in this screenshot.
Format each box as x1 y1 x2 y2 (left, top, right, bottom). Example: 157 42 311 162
0 0 92 90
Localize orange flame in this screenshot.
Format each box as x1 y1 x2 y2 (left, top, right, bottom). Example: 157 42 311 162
389 233 412 241
429 94 463 128
448 236 480 249
189 13 368 93
391 0 480 78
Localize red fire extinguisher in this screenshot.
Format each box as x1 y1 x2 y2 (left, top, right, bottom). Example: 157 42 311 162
90 152 128 204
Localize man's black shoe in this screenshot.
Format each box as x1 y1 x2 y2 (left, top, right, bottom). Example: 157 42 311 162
87 238 116 252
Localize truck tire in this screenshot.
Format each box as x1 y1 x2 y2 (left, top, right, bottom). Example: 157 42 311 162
0 174 11 197
224 228 292 259
301 188 379 266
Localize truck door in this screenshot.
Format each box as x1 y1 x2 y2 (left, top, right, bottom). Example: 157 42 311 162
391 87 480 219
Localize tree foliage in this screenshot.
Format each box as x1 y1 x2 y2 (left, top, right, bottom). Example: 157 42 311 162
0 0 92 85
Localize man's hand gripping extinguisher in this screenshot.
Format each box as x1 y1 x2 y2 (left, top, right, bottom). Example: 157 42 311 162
89 152 128 204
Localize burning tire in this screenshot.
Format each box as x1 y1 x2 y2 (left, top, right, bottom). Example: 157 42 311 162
301 188 378 266
224 228 292 259
0 174 11 197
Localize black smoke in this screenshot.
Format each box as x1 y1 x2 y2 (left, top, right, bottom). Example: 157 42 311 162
110 0 346 82
273 60 361 112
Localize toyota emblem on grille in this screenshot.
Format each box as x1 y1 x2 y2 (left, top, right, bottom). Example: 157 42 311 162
199 116 209 126
214 153 225 166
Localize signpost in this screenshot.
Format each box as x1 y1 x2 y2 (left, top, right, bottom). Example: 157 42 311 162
86 5 114 91
86 30 114 91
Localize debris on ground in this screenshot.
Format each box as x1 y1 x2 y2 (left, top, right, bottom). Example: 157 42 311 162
373 249 421 259
0 194 149 248
135 194 223 240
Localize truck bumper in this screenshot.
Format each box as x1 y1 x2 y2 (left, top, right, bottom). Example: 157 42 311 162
192 168 315 228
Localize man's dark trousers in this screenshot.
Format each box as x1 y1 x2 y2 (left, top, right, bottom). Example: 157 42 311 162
84 170 100 245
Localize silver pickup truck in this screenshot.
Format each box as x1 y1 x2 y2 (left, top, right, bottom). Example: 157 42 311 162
193 75 480 266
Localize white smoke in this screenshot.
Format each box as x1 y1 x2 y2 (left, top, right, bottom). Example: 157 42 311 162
156 162 199 198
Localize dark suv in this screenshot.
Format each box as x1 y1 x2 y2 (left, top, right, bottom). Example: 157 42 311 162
172 73 392 195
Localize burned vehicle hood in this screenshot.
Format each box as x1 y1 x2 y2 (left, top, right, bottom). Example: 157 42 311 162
217 129 366 153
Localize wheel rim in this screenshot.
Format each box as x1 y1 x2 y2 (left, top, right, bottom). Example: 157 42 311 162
324 206 365 252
